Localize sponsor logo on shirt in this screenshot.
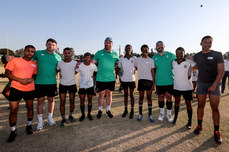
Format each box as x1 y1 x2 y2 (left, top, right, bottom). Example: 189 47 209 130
131 60 134 63
184 65 187 68
101 54 104 56
208 57 213 60
41 54 44 56
155 58 157 60
31 64 36 67
166 55 169 58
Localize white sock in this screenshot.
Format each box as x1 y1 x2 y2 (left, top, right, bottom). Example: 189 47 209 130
99 106 103 111
160 108 164 114
27 121 32 126
38 114 43 122
106 106 110 112
10 126 16 131
48 113 53 118
167 109 172 116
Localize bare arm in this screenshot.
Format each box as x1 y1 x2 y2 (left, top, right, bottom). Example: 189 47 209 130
208 63 225 92
151 68 155 90
5 70 32 85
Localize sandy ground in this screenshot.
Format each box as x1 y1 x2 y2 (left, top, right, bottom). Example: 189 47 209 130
0 67 228 152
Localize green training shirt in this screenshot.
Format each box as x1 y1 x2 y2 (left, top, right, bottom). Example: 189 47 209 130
33 50 62 84
152 51 176 86
93 49 119 82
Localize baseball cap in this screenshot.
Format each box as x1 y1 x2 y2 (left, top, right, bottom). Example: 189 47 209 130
105 37 113 42
156 41 164 45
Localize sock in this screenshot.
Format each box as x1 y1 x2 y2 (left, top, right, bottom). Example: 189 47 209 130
214 125 219 132
158 100 164 108
38 114 43 122
187 109 192 124
88 105 92 115
166 101 173 110
167 109 172 116
148 104 152 116
69 112 73 117
174 106 180 119
106 106 110 112
48 113 53 118
99 106 103 111
10 122 16 131
139 103 143 115
27 118 33 126
80 105 85 116
198 120 202 127
61 114 66 120
125 106 128 112
160 108 164 114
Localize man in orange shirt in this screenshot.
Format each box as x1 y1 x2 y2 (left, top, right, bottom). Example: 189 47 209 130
5 45 37 143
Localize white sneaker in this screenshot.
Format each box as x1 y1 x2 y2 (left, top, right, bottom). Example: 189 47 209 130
167 115 173 123
47 117 56 126
37 121 44 131
158 113 164 121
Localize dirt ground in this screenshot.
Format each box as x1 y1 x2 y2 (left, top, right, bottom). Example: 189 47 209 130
0 67 229 152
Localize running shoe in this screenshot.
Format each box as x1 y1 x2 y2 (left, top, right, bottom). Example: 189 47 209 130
129 111 134 119
167 115 173 123
60 119 66 127
158 113 164 121
7 129 18 143
87 114 93 121
214 131 223 144
26 125 33 135
149 115 155 123
106 110 113 118
137 114 143 121
47 117 56 126
97 110 102 119
122 111 128 118
36 121 44 131
186 121 192 129
79 115 85 122
69 116 76 122
194 125 202 135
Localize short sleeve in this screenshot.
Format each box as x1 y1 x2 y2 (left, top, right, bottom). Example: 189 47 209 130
57 61 61 70
151 58 155 69
172 60 175 68
93 64 98 72
93 51 99 62
171 53 177 61
188 59 196 67
118 58 122 68
75 65 81 72
5 59 16 72
32 51 37 61
135 58 138 67
33 63 37 74
216 52 224 64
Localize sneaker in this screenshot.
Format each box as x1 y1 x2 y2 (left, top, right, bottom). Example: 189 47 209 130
36 121 44 131
26 125 33 135
87 114 93 121
47 117 56 126
60 119 66 127
7 129 18 143
167 115 173 123
129 111 134 119
186 121 192 129
97 110 102 119
173 118 177 125
194 125 202 135
69 116 76 122
137 114 143 121
214 131 223 144
158 113 164 121
79 115 85 122
122 111 128 118
149 115 155 123
106 110 113 118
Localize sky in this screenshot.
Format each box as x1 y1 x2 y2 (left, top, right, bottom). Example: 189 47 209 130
0 0 229 55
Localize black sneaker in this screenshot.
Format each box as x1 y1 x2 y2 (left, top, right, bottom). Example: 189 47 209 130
122 111 128 118
60 119 66 127
194 125 202 135
97 110 102 119
69 116 76 122
7 129 18 143
186 121 192 129
79 115 85 122
106 110 113 118
129 111 134 119
214 131 222 144
26 125 33 135
173 117 177 125
87 114 93 121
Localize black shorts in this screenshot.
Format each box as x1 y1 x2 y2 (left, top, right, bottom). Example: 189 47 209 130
78 87 94 95
173 89 193 100
59 84 77 94
9 87 35 101
156 85 174 95
96 81 115 92
121 81 136 90
35 84 58 98
138 79 153 91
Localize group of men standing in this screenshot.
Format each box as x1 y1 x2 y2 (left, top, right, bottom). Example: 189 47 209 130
4 36 224 144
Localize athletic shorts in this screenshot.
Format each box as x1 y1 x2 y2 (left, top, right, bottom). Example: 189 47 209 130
121 81 136 90
138 79 153 91
59 84 77 94
9 87 35 101
173 89 193 100
156 85 174 95
96 81 115 92
78 87 94 95
196 81 220 96
35 84 58 98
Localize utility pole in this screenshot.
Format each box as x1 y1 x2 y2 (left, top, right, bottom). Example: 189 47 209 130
6 35 9 56
119 45 121 56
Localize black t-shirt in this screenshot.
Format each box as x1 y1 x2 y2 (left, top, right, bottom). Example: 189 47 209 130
194 50 224 83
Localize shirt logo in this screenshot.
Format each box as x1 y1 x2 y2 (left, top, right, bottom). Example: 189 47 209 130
31 64 36 67
155 58 157 60
41 54 44 56
166 55 169 58
208 57 213 60
101 54 104 56
184 65 187 68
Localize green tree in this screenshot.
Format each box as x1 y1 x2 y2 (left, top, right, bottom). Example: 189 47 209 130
0 48 15 56
15 48 24 57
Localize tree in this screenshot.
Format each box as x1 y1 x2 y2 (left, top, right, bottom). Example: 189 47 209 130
0 48 15 56
15 48 24 57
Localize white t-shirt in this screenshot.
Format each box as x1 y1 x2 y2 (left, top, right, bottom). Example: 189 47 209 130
225 59 229 71
57 60 77 86
192 70 199 82
118 56 136 82
172 59 196 91
76 63 97 89
135 56 155 81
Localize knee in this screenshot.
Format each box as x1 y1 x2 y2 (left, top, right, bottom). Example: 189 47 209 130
10 107 18 114
212 107 219 113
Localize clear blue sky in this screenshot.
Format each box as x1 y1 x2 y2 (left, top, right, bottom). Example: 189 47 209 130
0 0 229 55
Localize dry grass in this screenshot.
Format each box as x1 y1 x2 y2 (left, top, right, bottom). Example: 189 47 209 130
0 67 228 152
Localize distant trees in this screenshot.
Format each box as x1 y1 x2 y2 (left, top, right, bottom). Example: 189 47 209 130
0 48 15 56
15 48 24 57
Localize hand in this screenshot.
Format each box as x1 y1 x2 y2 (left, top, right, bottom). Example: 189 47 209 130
151 84 155 91
76 62 81 69
19 79 30 85
207 85 216 92
26 78 34 83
